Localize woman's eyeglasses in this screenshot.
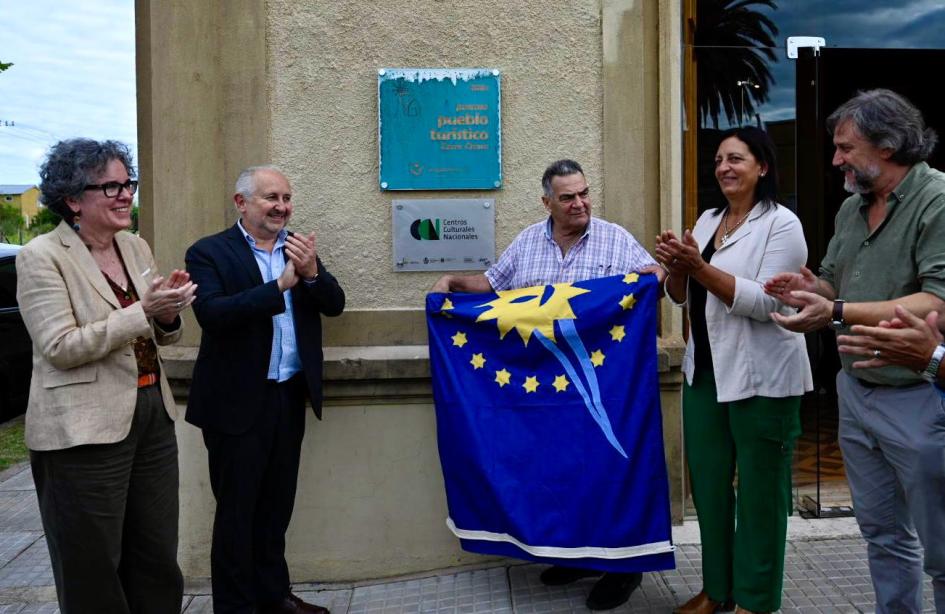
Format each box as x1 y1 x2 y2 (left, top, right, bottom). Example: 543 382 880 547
84 180 139 198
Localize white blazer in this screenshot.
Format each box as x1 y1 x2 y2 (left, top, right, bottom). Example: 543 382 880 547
672 203 813 402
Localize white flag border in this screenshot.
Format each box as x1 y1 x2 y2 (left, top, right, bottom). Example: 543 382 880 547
446 517 675 560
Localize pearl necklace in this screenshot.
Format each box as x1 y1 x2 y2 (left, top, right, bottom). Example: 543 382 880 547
720 206 754 246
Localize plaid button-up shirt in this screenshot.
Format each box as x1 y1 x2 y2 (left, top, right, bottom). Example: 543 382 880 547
485 217 656 291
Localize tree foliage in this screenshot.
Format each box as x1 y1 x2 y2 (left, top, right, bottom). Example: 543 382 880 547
0 203 25 243
0 61 12 73
29 206 61 236
695 0 779 128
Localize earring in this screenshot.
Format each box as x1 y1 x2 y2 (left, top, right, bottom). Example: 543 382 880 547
71 212 81 233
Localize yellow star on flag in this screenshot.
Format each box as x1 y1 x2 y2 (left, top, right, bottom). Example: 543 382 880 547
619 293 636 310
495 369 511 387
609 325 626 342
470 353 486 369
590 350 606 367
523 376 539 393
441 298 454 311
451 331 468 348
552 374 570 392
623 273 639 284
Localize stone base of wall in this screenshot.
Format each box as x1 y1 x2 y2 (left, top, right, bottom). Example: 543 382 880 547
165 340 684 581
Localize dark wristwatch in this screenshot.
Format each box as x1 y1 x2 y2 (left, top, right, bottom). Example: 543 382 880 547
829 299 845 330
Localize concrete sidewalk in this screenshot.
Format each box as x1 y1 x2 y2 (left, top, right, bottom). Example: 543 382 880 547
0 461 936 613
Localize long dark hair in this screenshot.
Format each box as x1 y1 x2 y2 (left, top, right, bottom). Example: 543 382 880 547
712 126 778 216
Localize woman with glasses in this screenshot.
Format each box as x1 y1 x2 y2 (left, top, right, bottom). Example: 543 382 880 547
15 138 196 613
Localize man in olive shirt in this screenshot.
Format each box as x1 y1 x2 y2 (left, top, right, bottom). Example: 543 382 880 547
767 89 945 613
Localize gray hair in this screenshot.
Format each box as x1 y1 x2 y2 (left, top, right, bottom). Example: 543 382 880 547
541 159 585 197
38 139 135 223
827 89 938 165
235 165 284 199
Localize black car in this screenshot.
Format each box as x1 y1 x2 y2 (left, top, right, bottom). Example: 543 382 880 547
0 243 30 421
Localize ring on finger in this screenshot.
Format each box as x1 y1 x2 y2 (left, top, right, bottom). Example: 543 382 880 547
872 349 881 358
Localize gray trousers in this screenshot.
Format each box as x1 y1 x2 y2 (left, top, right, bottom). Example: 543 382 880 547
30 384 183 614
837 371 945 614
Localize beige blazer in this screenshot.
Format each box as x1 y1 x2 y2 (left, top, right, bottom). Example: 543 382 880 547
15 222 181 451
671 203 813 402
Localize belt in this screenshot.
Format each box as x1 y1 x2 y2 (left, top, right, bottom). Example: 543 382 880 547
854 377 924 389
137 372 158 388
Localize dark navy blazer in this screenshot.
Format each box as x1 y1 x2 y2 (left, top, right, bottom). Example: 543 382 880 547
185 224 345 434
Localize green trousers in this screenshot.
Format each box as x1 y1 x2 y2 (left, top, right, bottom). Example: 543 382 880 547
683 369 801 612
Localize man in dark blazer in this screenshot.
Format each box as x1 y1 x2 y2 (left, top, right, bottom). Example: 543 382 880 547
186 165 345 614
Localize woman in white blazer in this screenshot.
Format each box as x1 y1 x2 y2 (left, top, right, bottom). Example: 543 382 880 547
15 139 196 614
656 127 812 614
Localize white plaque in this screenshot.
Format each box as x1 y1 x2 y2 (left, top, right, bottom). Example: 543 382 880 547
392 199 495 272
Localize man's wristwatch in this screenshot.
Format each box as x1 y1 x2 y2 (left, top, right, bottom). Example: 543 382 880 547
829 299 846 330
920 343 945 383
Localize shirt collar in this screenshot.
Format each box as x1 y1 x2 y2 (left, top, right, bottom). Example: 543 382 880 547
856 162 928 210
888 161 928 203
543 216 593 241
237 219 288 249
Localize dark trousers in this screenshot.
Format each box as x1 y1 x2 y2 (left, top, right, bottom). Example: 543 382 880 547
30 384 183 614
203 375 307 614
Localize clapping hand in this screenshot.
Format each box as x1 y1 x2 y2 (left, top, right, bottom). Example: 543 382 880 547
654 229 704 276
764 266 819 308
837 305 943 371
286 231 318 281
142 269 197 325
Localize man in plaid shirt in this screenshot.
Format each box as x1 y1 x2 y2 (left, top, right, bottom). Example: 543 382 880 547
431 159 663 610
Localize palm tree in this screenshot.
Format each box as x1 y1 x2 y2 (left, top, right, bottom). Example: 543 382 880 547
695 0 779 128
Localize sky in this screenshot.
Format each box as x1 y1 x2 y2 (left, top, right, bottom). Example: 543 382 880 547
2 0 943 184
707 0 945 128
0 1 137 186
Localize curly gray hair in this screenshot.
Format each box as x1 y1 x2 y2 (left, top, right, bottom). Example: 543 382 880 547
38 138 135 224
827 89 938 166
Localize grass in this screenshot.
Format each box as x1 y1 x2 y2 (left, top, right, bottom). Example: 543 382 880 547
0 418 29 472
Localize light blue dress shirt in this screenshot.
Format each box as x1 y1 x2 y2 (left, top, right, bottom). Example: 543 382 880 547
237 220 301 382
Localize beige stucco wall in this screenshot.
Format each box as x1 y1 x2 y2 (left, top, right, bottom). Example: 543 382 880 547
140 0 686 583
176 398 487 581
172 351 684 581
268 0 604 315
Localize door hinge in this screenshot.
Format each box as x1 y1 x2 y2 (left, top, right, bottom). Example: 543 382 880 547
787 36 826 59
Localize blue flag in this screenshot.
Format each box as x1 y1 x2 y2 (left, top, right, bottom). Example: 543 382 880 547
426 273 675 572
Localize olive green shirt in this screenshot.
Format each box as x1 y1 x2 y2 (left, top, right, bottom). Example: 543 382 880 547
820 162 945 385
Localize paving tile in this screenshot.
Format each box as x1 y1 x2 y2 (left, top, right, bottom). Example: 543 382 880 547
349 568 510 614
12 605 58 614
793 537 937 613
295 588 352 613
182 595 212 613
0 538 53 589
659 544 705 606
0 467 34 493
0 533 42 569
0 494 41 533
508 563 676 613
